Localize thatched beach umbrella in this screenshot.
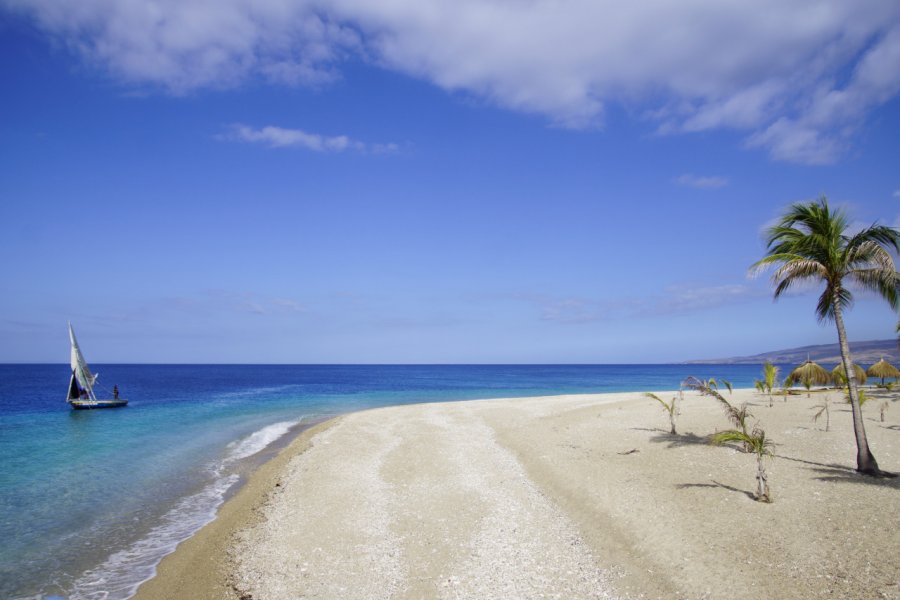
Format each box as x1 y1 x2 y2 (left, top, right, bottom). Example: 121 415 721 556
866 358 900 386
832 363 868 387
788 359 831 396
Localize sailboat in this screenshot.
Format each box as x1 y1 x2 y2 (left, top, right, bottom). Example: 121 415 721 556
67 323 128 409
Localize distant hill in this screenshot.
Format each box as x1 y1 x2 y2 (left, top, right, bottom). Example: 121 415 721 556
686 339 900 366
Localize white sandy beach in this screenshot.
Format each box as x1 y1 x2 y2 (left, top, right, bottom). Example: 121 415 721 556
136 388 900 600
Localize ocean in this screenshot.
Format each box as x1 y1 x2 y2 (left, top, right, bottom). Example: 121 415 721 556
0 363 776 599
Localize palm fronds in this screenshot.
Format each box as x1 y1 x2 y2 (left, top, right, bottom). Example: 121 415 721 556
763 361 779 390
759 361 779 406
644 392 679 434
709 426 774 502
710 427 772 457
778 376 793 401
683 376 751 436
811 397 831 432
750 197 900 322
845 389 869 407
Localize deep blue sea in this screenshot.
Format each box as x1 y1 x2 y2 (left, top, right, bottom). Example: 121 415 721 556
0 363 777 599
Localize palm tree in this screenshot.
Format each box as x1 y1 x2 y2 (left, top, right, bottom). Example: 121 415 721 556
779 376 792 402
751 196 899 476
811 396 831 432
754 379 770 406
844 388 870 407
645 392 679 434
762 361 779 406
710 427 774 502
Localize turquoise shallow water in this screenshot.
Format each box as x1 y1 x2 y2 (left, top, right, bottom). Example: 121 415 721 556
0 363 776 599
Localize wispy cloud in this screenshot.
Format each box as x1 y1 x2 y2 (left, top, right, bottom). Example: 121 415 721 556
643 284 761 316
271 298 307 313
893 189 900 198
205 290 311 315
674 174 729 189
8 1 900 164
536 297 623 324
518 283 760 324
103 290 310 321
219 124 399 154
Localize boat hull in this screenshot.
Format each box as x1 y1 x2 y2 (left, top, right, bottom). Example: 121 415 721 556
69 399 128 409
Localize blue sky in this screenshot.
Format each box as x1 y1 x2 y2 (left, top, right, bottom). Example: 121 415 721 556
1 1 899 363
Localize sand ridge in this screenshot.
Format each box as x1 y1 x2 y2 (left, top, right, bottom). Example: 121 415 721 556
233 401 616 599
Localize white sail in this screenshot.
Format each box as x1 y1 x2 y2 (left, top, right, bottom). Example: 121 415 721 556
68 323 98 399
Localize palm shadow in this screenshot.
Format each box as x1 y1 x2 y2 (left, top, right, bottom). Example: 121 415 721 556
630 426 669 434
806 464 900 487
774 453 856 472
646 431 711 448
775 453 899 487
676 480 756 500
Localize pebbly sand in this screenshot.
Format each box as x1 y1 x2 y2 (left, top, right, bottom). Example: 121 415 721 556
134 388 900 599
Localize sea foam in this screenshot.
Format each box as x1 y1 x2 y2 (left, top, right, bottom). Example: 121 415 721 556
66 418 302 600
225 419 300 463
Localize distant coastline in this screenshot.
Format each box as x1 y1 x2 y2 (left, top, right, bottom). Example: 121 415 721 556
686 338 899 364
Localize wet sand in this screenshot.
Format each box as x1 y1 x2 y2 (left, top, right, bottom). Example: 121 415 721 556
135 388 900 599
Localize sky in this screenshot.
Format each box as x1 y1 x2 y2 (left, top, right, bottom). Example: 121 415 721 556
1 0 899 364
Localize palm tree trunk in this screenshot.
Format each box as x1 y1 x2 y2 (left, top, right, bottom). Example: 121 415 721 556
833 299 881 474
756 453 770 502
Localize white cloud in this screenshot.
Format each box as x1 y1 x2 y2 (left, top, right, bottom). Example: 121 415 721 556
5 0 900 164
220 124 397 153
894 189 900 198
3 0 356 91
674 174 729 189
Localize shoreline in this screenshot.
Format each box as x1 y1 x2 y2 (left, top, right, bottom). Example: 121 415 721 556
135 388 900 599
133 393 635 600
132 415 342 600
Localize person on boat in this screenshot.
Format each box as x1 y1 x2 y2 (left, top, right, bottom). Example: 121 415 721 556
113 385 119 400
